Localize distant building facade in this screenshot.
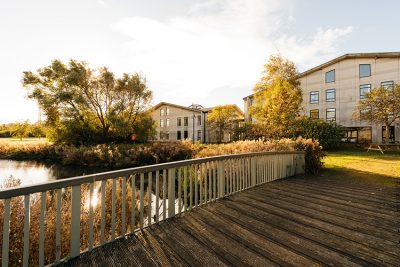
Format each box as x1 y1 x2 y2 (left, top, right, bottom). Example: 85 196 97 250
243 52 400 144
151 102 244 143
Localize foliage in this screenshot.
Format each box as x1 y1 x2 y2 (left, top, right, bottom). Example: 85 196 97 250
288 116 344 150
250 55 303 137
11 121 30 140
22 59 154 145
207 105 241 143
355 84 400 141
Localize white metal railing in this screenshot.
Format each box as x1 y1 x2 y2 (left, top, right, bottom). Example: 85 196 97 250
0 151 305 266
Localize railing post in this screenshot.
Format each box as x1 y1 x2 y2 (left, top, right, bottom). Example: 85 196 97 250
70 185 81 258
218 160 225 198
168 168 175 218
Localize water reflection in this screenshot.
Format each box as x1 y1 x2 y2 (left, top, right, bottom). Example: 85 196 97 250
0 159 109 186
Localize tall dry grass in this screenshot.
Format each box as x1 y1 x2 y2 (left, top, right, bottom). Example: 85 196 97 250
0 176 149 266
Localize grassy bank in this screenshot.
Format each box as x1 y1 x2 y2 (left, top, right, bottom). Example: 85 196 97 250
322 148 400 185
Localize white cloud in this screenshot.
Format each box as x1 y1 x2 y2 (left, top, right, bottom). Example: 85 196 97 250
111 0 353 107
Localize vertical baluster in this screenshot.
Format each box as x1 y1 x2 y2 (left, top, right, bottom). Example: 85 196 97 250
111 179 116 240
189 165 193 210
131 175 136 231
178 168 181 213
212 162 216 200
230 159 233 194
204 163 208 203
70 186 81 258
156 171 160 223
199 163 203 205
2 198 11 267
39 192 46 266
168 168 175 218
184 166 187 212
100 180 106 244
88 183 94 250
140 173 144 229
147 172 152 226
235 159 238 192
55 189 62 263
208 162 212 201
163 169 167 220
22 195 30 267
122 177 127 235
194 164 198 207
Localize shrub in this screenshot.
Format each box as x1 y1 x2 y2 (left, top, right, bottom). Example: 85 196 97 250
289 117 344 150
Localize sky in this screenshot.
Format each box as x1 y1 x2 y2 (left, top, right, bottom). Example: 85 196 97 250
1 0 400 123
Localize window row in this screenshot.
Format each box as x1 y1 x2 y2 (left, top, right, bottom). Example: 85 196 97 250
324 64 372 84
310 89 336 104
160 130 202 141
309 108 336 121
310 80 394 103
160 107 170 116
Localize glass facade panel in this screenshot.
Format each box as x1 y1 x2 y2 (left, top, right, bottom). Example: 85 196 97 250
326 108 336 121
381 81 394 91
310 91 319 104
325 70 335 83
360 84 371 99
359 64 371 78
310 109 319 119
326 89 335 102
184 117 188 126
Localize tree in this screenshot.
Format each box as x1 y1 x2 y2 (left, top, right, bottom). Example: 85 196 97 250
11 121 30 141
207 105 241 143
355 84 400 143
30 123 46 138
250 55 302 137
22 60 154 144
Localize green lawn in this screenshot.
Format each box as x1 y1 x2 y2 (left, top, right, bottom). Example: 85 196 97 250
0 137 49 144
322 148 400 186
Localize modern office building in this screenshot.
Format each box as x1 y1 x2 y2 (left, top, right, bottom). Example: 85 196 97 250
151 102 244 143
243 52 400 144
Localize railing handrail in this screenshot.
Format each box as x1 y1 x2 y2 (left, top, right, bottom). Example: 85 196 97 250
0 150 304 199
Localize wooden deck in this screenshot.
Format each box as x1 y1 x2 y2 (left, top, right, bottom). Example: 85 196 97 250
61 175 400 267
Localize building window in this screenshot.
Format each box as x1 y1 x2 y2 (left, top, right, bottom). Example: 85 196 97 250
359 64 371 78
177 117 182 126
166 118 170 127
184 117 188 126
159 131 163 139
166 107 170 115
197 130 202 141
325 69 335 83
360 84 371 99
326 108 336 121
310 91 319 104
165 132 169 140
326 89 335 102
381 81 394 91
183 130 188 139
177 131 181 140
310 109 319 119
160 108 164 116
160 119 164 127
197 115 202 125
382 126 395 143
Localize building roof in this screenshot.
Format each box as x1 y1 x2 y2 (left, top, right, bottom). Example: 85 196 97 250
151 102 244 116
297 52 400 78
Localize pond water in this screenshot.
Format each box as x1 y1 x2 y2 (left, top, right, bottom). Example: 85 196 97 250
0 159 109 186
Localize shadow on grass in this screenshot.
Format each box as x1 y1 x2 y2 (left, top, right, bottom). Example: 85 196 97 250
319 166 400 187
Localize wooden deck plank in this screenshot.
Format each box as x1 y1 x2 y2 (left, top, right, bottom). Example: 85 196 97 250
194 207 317 267
228 196 400 266
252 185 399 234
58 175 399 267
241 190 399 249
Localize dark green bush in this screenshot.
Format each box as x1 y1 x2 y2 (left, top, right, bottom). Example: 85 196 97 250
289 116 344 150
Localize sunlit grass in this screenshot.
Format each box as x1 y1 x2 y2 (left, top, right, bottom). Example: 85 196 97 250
0 137 50 144
322 149 400 185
